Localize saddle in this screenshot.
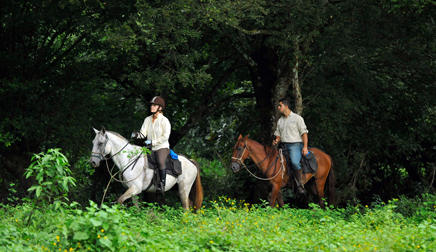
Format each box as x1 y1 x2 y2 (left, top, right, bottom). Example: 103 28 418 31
277 143 318 174
147 150 182 177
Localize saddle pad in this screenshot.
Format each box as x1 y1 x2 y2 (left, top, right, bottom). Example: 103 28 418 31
147 151 182 177
300 151 318 174
278 144 318 174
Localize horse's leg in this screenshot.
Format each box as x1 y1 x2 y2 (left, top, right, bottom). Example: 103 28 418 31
175 178 192 210
276 191 285 207
132 195 140 209
117 185 140 209
269 183 280 207
178 186 190 210
314 179 327 209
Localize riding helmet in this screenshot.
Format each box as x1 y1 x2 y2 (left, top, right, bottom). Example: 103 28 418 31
149 96 165 110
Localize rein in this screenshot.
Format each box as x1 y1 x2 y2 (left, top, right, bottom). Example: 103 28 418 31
232 141 285 181
96 139 149 208
243 149 285 181
90 134 130 162
92 137 147 184
231 141 275 169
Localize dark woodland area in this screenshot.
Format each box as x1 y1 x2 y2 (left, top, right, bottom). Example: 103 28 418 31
1 0 435 207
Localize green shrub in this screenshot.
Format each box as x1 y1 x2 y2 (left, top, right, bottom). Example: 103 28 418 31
24 148 76 207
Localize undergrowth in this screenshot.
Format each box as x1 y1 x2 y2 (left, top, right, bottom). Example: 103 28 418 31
1 195 435 251
2 149 435 251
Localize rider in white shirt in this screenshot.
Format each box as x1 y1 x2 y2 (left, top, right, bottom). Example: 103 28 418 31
132 96 171 192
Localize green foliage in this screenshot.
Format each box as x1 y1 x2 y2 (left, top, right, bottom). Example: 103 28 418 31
394 193 436 221
1 195 436 251
196 158 249 201
61 202 136 251
24 148 76 209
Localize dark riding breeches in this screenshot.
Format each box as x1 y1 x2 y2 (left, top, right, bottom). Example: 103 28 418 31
154 148 169 170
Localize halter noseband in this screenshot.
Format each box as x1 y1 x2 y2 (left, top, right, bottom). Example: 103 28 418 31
91 134 110 161
231 140 277 170
231 141 249 168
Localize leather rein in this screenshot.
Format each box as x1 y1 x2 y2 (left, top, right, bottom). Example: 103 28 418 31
91 134 146 183
231 141 285 181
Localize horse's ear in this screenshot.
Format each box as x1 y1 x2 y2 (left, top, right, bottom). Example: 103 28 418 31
93 127 99 134
101 126 106 134
244 134 249 140
238 134 243 140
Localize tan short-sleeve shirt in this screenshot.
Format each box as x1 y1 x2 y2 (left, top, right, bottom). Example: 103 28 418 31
274 112 308 143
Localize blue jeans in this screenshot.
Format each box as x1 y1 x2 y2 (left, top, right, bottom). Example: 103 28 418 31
285 142 303 171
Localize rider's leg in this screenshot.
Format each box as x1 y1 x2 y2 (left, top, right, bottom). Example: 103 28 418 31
155 148 170 192
286 143 305 193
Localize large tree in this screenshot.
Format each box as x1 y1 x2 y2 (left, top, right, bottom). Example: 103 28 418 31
0 0 137 191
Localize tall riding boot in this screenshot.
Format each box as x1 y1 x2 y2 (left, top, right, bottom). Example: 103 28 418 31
295 169 306 194
157 169 166 193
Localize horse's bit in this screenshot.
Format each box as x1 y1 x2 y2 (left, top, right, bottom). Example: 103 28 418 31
231 141 249 168
231 140 285 181
231 141 274 169
91 134 110 161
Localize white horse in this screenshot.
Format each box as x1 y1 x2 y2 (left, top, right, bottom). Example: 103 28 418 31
89 127 203 210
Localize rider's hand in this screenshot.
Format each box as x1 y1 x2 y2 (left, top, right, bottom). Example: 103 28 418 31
272 135 280 146
144 140 152 145
131 132 139 139
302 147 309 156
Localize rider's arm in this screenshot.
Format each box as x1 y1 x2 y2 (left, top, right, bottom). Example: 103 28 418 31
151 117 171 147
302 133 308 155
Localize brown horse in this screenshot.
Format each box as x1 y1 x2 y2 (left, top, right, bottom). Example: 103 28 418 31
230 134 335 208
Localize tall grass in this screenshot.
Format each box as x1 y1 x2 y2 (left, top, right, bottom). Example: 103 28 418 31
1 195 435 251
2 149 435 251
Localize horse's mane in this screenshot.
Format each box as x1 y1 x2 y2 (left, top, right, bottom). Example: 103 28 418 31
246 138 277 156
107 131 129 142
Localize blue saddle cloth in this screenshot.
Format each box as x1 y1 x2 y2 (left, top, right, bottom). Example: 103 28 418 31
170 149 178 160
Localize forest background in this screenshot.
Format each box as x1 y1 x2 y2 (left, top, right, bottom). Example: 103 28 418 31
1 0 436 208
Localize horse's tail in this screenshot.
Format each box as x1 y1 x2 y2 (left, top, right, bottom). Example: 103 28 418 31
326 156 336 207
189 159 204 212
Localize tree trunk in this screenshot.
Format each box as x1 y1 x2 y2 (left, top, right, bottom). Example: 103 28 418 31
246 45 296 204
292 40 304 116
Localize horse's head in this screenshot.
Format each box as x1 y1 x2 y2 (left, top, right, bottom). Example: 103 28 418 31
230 134 250 173
89 127 110 167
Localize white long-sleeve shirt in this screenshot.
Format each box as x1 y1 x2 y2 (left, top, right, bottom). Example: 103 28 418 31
139 113 171 151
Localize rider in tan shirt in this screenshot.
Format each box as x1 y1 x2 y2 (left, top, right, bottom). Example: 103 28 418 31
273 98 308 193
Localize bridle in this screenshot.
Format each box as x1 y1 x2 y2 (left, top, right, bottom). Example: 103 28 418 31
231 141 249 168
90 133 144 179
90 134 110 161
231 140 285 181
231 140 276 169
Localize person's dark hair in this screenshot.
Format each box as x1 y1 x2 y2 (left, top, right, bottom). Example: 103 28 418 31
279 98 292 108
